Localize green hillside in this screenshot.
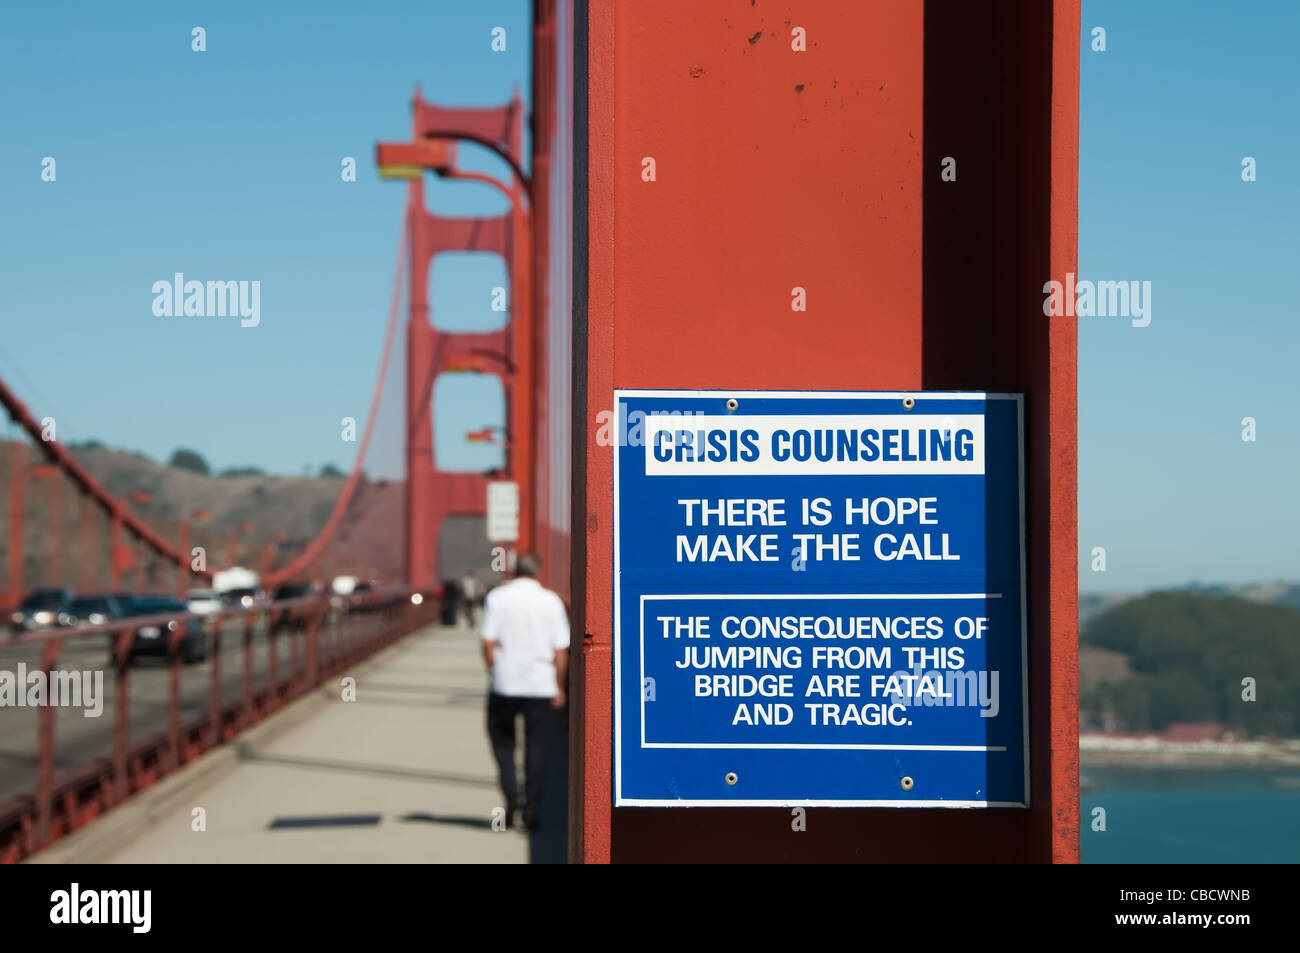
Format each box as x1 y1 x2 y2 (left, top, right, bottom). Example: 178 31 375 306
1080 591 1300 737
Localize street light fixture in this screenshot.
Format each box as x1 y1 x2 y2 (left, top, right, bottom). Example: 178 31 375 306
444 348 517 376
466 426 508 446
376 139 457 180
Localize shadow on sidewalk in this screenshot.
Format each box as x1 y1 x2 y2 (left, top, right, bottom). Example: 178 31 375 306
398 812 495 830
236 748 498 789
269 814 382 829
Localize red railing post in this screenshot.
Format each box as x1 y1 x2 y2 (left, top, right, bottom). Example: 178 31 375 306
267 611 279 707
288 609 301 695
242 614 254 726
1 589 436 862
167 623 182 770
112 627 130 804
306 603 320 686
33 636 63 848
210 612 223 745
340 604 350 667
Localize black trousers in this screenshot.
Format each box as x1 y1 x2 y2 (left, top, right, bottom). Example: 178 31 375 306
487 693 553 824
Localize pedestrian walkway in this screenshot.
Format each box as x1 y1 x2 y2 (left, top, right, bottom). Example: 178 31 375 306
31 624 568 864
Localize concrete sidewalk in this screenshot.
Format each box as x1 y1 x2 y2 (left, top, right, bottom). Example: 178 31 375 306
32 624 568 864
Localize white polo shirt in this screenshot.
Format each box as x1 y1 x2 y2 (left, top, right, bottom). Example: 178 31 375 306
480 577 570 698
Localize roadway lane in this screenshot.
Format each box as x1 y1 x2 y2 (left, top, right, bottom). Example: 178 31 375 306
0 614 346 806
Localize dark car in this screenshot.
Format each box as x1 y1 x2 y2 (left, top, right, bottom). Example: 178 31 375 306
58 594 129 628
9 587 73 635
221 587 264 610
271 581 314 631
118 596 207 665
272 582 313 602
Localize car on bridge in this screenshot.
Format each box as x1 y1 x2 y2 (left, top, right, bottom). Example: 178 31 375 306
270 581 315 632
272 581 314 602
8 587 73 635
221 586 266 610
186 589 224 616
57 593 130 628
116 595 207 665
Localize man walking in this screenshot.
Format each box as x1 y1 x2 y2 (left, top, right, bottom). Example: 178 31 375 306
480 552 569 831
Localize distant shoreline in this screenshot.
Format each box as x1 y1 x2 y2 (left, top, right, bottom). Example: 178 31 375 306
1080 734 1300 769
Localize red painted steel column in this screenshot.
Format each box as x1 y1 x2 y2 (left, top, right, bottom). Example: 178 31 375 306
510 189 535 556
1047 0 1082 863
576 0 617 863
406 182 437 589
575 0 1080 863
396 96 527 582
531 0 557 566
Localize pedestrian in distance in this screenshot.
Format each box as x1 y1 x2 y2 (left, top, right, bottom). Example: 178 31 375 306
439 578 460 627
460 572 481 627
480 552 569 831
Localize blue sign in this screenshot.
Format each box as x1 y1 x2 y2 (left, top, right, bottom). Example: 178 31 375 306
613 390 1028 807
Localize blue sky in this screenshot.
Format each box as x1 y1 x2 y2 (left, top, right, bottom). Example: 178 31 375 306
2 1 1296 593
1078 0 1300 590
0 0 528 482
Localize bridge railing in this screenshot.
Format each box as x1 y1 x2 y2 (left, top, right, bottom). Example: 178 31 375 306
0 587 440 862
